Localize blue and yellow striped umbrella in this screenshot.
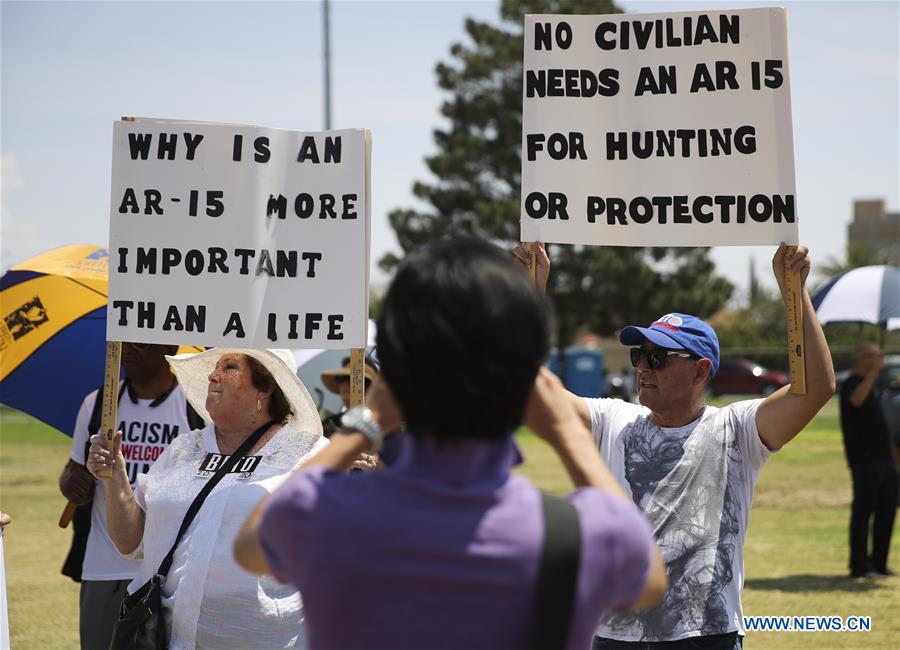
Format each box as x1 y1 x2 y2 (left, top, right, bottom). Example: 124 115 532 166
0 244 199 435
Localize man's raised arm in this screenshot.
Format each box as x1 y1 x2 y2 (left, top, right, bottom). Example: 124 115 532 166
755 244 836 450
513 242 595 430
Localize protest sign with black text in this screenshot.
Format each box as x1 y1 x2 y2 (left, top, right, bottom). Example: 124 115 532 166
108 118 371 348
520 8 799 246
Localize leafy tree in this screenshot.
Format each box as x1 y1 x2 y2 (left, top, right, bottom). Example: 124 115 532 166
716 289 786 353
382 0 734 344
818 244 892 281
748 257 762 306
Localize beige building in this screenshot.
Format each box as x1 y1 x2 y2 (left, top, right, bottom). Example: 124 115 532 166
849 199 900 264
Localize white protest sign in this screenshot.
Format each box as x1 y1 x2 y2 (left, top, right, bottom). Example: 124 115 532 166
521 8 799 247
108 119 371 348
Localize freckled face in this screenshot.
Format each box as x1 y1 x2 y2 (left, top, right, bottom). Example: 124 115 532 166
206 353 257 425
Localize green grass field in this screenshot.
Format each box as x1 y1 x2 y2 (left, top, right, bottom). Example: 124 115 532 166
1 399 898 649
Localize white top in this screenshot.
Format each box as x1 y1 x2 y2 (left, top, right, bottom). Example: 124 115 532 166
69 384 191 580
584 397 772 642
127 422 327 650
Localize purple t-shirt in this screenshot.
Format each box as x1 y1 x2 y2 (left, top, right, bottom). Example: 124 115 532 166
259 435 653 650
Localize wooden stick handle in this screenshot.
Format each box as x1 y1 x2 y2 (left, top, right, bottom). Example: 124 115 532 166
96 341 122 478
529 244 538 287
58 500 78 529
349 348 366 407
783 246 807 395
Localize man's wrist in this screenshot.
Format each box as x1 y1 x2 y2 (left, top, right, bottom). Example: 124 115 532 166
331 429 373 452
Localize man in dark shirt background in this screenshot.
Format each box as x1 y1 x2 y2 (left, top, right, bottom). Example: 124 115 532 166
839 341 898 578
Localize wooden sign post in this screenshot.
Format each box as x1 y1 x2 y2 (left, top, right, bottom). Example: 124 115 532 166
783 246 807 395
529 243 538 287
97 341 123 474
57 496 78 528
59 340 121 528
349 348 366 407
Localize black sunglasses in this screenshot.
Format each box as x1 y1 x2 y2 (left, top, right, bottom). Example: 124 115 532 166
629 347 696 371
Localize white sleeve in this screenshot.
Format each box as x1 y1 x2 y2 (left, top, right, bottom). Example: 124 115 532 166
582 397 640 449
728 398 773 472
69 391 99 464
583 397 613 447
120 533 144 560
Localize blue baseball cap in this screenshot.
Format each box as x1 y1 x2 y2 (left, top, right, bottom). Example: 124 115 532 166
619 313 720 376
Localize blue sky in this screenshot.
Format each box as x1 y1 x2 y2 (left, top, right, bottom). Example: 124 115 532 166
2 0 898 300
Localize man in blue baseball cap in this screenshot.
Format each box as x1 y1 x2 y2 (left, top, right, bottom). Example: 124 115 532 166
516 242 835 650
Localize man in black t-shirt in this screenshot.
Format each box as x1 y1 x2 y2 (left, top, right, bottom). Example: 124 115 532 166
839 341 898 578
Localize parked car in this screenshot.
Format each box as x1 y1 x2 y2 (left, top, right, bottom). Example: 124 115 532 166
710 358 789 396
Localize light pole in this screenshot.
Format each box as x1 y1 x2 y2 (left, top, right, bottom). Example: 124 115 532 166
323 0 332 130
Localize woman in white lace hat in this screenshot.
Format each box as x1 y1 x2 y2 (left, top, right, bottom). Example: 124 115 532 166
88 348 326 649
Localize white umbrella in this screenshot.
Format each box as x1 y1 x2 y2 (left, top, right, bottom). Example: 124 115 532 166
812 265 900 330
290 319 377 414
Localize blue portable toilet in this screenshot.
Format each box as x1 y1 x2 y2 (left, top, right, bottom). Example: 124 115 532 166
547 347 605 397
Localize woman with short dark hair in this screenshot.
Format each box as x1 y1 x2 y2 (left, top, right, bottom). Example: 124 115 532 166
236 237 666 650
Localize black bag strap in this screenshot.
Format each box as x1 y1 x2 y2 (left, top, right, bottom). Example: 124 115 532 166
527 492 582 650
154 420 275 580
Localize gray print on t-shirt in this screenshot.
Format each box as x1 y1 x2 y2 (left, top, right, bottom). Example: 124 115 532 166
598 410 743 641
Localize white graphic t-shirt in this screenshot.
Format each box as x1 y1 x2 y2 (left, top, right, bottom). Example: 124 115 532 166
584 397 772 642
69 384 194 581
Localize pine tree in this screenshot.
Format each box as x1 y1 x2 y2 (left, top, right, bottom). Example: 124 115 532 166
382 0 734 343
749 257 760 306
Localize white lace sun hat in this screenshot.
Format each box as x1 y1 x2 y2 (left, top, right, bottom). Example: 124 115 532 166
166 348 323 436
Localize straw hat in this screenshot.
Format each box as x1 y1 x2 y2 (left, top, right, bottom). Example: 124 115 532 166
166 348 323 435
321 356 379 395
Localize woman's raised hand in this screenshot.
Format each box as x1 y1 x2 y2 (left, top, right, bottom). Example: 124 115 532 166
87 431 125 480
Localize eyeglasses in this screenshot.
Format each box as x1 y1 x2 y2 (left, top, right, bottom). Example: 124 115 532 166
629 347 695 370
